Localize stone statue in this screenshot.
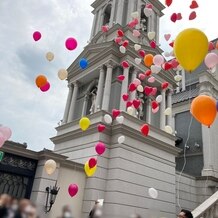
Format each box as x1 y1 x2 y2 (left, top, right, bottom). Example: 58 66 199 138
137 93 144 120
89 87 97 114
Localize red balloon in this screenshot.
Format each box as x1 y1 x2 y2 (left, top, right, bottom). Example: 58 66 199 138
126 101 133 108
117 29 124 37
95 142 106 155
145 70 152 77
33 31 41 41
169 41 174 48
139 50 146 58
122 93 129 101
177 13 182 20
122 40 129 47
68 184 78 197
117 75 125 81
133 99 141 109
150 41 156 49
144 86 153 96
171 13 177 22
115 37 122 44
151 101 159 110
208 42 215 51
65 37 78 50
165 0 173 7
88 158 97 169
97 124 105 132
128 83 137 92
112 109 120 118
163 62 173 71
40 82 50 92
141 124 150 136
189 11 197 20
162 82 169 90
190 0 198 9
122 61 130 68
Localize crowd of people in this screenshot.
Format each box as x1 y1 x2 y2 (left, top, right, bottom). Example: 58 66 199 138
0 193 193 218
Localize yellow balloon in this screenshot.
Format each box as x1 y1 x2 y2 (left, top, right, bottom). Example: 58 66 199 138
84 161 97 177
174 28 208 72
79 117 91 131
44 159 57 175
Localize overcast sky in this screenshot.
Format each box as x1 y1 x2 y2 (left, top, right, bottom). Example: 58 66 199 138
0 0 217 151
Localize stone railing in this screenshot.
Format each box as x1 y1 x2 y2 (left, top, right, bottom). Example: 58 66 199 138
192 191 218 218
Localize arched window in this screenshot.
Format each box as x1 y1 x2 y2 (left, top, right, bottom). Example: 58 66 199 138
140 5 148 32
103 4 112 25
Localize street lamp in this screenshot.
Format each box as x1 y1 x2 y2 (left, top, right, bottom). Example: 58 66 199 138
45 182 60 213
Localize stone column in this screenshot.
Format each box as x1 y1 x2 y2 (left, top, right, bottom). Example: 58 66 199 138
172 115 175 133
127 0 135 23
67 82 79 122
109 0 116 27
82 94 89 116
167 90 173 127
146 99 151 124
116 0 124 25
62 84 73 124
97 8 104 32
95 67 106 112
90 13 98 39
102 62 113 111
182 69 186 91
160 90 166 130
156 15 160 44
119 67 130 111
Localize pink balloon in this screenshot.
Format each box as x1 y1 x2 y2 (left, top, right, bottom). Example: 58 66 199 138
153 55 164 66
133 78 141 86
0 132 5 148
88 158 97 168
68 184 78 197
33 31 41 41
148 76 156 83
150 87 157 96
204 53 218 69
139 73 146 80
0 126 12 140
133 30 141 37
40 82 50 92
65 37 78 50
95 142 106 155
102 25 109 32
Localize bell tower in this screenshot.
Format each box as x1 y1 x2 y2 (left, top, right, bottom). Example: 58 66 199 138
52 1 180 218
90 0 164 42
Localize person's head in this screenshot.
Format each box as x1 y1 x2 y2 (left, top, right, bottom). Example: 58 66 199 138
18 199 31 213
23 203 37 218
0 194 11 207
62 205 72 218
178 209 193 218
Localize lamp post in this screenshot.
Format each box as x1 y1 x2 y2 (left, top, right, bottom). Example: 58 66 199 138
45 182 60 213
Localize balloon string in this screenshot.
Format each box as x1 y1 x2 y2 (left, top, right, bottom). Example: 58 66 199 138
177 116 193 210
177 83 193 210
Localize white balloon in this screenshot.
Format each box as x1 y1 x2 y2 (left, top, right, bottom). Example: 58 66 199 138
119 46 126 54
174 75 182 82
116 116 124 124
131 11 140 19
46 52 54 62
135 58 141 65
164 107 172 116
137 85 144 92
144 8 152 17
151 65 161 74
156 95 163 103
147 31 156 40
118 136 125 144
165 125 173 134
148 188 158 199
104 114 112 124
58 69 68 80
44 159 57 175
127 107 134 115
148 76 155 83
134 44 141 51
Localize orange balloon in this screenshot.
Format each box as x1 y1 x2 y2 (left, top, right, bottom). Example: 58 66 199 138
144 54 154 67
35 75 47 88
190 95 217 127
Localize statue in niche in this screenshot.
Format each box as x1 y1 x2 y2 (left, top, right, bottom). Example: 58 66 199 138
137 92 145 120
89 86 98 114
